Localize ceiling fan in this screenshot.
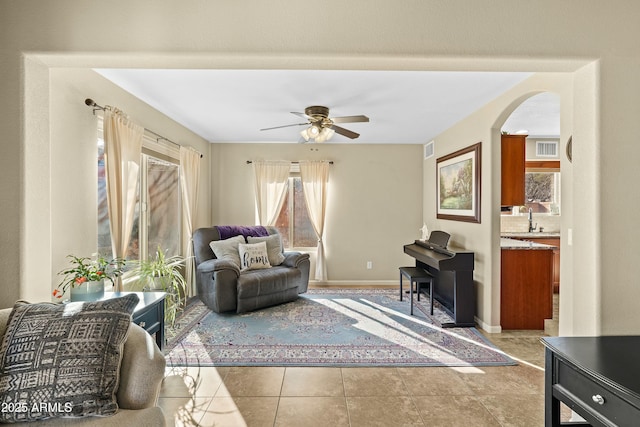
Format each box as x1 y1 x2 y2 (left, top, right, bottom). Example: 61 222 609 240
260 105 369 143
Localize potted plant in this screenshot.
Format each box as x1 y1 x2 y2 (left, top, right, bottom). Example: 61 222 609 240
127 246 187 326
54 254 125 302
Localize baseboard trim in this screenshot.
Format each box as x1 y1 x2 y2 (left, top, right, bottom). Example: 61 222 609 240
309 280 397 288
475 317 501 333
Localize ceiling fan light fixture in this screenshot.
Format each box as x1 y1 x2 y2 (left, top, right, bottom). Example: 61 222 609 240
315 127 334 143
308 123 321 137
300 124 334 143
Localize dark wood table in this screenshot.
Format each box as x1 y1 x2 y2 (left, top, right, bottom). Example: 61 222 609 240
542 336 640 426
103 291 166 350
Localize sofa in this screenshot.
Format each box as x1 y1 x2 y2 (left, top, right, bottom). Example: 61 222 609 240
193 225 310 313
0 304 166 426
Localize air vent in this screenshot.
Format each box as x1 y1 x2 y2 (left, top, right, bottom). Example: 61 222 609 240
536 140 558 157
424 141 435 159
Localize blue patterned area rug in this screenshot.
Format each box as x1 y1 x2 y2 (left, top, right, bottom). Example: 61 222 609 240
164 289 516 367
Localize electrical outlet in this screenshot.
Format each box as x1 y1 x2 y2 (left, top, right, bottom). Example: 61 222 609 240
366 261 373 269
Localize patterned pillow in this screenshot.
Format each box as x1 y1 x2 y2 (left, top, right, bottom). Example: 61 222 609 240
0 294 139 422
209 235 245 268
247 234 285 266
238 241 271 271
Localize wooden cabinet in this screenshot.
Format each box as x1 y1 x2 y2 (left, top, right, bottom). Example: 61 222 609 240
501 134 526 206
501 248 553 329
526 237 560 293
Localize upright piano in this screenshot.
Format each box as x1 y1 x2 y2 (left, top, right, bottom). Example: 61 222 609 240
403 239 475 328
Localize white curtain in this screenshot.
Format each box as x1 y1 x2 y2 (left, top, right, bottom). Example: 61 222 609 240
300 160 330 281
180 146 201 297
252 160 290 225
103 109 143 291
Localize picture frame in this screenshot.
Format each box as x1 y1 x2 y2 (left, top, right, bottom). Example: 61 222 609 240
436 142 481 223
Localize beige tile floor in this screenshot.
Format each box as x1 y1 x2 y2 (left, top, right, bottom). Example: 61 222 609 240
158 295 565 426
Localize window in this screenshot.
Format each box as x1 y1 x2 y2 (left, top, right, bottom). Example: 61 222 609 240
274 176 317 249
145 156 181 257
97 128 181 261
525 171 560 214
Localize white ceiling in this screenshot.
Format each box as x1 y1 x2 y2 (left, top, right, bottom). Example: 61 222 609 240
95 69 560 144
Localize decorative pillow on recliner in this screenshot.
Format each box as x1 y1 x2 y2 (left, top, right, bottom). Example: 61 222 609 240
247 234 285 266
209 234 245 268
0 294 139 422
238 241 271 271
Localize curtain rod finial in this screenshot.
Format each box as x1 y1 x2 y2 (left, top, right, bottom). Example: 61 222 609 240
85 98 96 107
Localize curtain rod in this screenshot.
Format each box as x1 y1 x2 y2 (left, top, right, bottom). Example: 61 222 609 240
85 98 203 158
246 160 333 165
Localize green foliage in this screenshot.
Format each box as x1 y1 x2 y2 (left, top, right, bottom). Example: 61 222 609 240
127 246 187 327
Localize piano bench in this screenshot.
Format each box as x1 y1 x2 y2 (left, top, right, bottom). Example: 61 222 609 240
399 267 434 316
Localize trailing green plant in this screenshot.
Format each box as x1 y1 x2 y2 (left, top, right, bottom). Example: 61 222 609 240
54 254 125 300
127 246 187 326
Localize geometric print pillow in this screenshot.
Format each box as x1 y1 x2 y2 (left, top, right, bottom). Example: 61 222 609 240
0 294 139 422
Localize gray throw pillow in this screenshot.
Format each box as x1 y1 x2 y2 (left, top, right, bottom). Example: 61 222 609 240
247 234 285 266
209 235 245 268
0 294 139 422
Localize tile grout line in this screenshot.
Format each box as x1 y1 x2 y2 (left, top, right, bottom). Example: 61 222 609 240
395 366 428 426
273 367 287 427
340 368 353 427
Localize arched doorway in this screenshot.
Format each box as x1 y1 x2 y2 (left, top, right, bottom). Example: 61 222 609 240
499 92 562 335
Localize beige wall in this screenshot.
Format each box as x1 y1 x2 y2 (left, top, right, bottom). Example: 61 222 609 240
2 1 640 337
209 143 423 283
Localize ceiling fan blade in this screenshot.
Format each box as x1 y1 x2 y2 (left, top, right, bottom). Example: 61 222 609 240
329 124 360 139
331 115 369 124
291 111 311 119
260 122 308 131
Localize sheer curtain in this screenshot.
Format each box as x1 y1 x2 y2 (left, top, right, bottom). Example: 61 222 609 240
252 160 290 225
300 160 330 281
103 109 143 291
180 146 201 297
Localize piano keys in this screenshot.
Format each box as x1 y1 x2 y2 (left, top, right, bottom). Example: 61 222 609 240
403 239 475 328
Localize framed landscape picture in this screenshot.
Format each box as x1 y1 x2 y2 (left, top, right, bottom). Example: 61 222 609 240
436 142 481 223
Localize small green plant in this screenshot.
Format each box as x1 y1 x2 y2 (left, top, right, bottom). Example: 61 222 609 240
128 246 187 326
54 254 125 299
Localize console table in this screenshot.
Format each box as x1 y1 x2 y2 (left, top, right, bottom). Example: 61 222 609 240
542 336 640 426
103 291 166 350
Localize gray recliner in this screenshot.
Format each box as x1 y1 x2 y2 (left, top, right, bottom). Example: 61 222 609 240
193 226 310 313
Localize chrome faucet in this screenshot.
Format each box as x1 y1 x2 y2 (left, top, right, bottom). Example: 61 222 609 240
528 208 538 232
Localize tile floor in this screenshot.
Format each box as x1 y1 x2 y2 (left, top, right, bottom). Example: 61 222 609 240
158 296 566 426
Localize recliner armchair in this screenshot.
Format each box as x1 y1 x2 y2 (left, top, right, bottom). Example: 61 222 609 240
193 226 310 313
